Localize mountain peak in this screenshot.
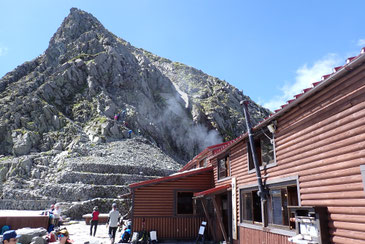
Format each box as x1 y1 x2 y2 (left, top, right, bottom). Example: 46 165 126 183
45 8 109 65
52 8 105 42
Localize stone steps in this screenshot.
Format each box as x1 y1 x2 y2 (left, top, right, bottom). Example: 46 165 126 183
36 183 130 201
57 171 158 185
0 199 54 210
67 162 174 176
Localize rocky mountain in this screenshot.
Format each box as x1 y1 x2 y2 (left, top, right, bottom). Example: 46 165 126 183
0 8 270 216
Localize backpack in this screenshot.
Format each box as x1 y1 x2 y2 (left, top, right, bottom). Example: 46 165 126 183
1 225 10 235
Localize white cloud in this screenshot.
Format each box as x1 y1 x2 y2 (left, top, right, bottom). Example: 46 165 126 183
0 46 8 56
262 54 342 111
357 39 365 47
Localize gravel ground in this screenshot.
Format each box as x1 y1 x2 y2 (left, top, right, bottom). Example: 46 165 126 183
61 221 117 244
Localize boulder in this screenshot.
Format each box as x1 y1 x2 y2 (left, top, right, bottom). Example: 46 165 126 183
30 236 47 244
13 133 32 156
16 228 47 244
0 124 13 155
0 166 8 181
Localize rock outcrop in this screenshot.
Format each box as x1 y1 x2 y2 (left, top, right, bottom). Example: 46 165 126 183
0 8 270 217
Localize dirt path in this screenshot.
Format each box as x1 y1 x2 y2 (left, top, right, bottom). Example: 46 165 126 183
61 221 121 244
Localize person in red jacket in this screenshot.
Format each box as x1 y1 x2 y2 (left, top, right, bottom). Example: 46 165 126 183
90 206 100 236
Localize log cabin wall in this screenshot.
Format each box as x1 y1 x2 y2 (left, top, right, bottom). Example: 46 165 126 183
131 170 214 240
210 63 365 243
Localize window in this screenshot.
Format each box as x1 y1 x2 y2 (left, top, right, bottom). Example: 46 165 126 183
267 185 298 228
177 192 194 215
218 154 230 180
248 129 275 171
241 190 262 223
199 158 207 168
240 182 298 228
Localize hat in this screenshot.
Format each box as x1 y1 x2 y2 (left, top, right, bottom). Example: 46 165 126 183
112 203 117 207
93 206 98 211
3 230 20 241
56 228 69 237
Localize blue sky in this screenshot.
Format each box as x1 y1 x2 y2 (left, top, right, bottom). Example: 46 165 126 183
1 0 365 111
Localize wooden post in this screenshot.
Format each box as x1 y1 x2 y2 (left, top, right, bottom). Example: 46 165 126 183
200 198 216 241
212 195 229 243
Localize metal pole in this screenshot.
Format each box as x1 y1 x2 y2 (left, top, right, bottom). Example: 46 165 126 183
241 101 268 202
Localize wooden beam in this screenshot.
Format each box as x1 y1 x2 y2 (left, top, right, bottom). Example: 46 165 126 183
200 198 216 241
212 195 229 243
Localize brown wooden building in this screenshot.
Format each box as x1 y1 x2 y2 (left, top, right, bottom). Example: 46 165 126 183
130 47 365 243
129 166 215 240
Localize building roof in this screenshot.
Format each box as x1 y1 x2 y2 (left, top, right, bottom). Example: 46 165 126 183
210 47 365 158
193 184 231 198
129 166 213 189
179 140 235 172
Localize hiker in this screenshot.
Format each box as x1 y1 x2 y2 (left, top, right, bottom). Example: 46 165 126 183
121 110 126 119
114 114 119 121
46 204 56 232
119 224 131 243
56 228 72 244
90 206 100 236
53 203 61 227
137 129 141 136
50 204 55 213
128 130 132 139
107 203 120 244
2 230 19 244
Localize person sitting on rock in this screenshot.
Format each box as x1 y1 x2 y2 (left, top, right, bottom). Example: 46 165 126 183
53 203 62 227
90 206 99 236
2 230 20 244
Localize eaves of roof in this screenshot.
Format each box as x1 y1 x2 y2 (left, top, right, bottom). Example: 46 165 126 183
209 47 365 160
179 140 235 172
129 166 213 189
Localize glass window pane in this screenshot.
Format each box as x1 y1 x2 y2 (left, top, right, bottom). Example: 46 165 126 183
281 188 288 226
252 191 262 223
241 192 252 221
177 192 193 214
218 155 229 179
261 135 274 165
248 138 263 170
271 189 283 225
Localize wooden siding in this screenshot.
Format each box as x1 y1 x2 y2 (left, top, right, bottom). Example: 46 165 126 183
133 216 206 240
132 170 213 240
240 227 291 244
209 63 365 243
133 170 213 216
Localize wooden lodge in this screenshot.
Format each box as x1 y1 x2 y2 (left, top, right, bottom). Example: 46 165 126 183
129 142 229 240
129 47 365 243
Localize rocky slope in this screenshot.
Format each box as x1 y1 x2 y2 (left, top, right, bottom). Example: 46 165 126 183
0 8 270 217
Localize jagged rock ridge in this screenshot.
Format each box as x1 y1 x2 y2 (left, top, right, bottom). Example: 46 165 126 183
0 8 270 215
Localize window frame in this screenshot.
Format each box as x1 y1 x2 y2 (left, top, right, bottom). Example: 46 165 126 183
240 187 262 225
247 129 277 173
174 189 203 216
238 176 300 235
217 153 231 181
199 158 207 168
266 184 298 229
